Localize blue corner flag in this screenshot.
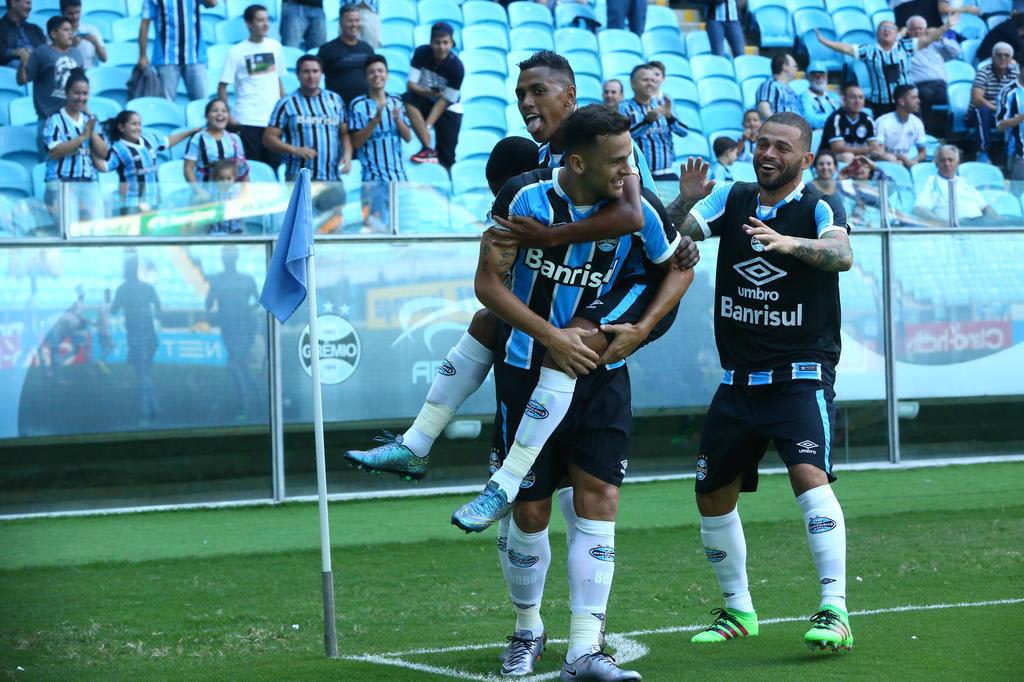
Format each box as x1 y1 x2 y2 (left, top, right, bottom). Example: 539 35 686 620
260 169 314 323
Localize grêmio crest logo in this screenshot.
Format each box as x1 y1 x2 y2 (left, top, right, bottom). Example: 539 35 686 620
298 314 361 385
523 248 617 288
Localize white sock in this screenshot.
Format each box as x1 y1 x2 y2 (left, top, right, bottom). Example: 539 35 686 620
566 518 615 662
402 332 492 457
557 487 578 548
491 367 575 500
797 485 847 612
505 518 550 635
497 515 512 583
699 508 754 613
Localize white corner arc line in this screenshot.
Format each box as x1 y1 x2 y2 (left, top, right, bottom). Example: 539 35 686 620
340 598 1024 679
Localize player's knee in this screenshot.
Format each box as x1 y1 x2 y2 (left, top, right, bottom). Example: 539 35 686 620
513 498 551 533
574 484 618 521
467 308 498 349
787 463 829 497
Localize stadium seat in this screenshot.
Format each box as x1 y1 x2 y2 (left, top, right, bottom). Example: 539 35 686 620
673 134 711 161
462 74 509 109
509 27 553 52
566 51 602 80
863 0 888 15
506 49 534 75
505 103 528 137
88 66 132 105
961 38 981 65
599 29 643 57
642 31 686 59
922 133 940 160
246 160 276 184
104 41 144 67
464 25 511 54
948 82 972 133
126 96 186 136
185 99 209 128
509 1 553 30
946 60 976 85
0 130 40 175
157 159 185 185
871 9 895 29
960 161 1005 189
215 18 250 45
742 78 762 108
662 76 698 105
555 2 599 30
690 54 735 80
32 161 48 200
198 15 220 44
674 103 703 133
554 27 599 54
697 77 743 105
112 16 151 43
957 14 988 40
461 49 507 78
373 47 410 78
200 0 227 19
0 159 32 199
462 100 506 137
7 96 33 127
281 73 299 94
649 54 690 81
795 10 843 72
451 159 490 194
911 162 938 188
825 0 864 11
684 30 713 57
984 189 1022 216
733 55 771 83
601 53 643 84
874 160 913 188
754 6 795 49
381 22 415 52
418 0 463 29
405 162 451 190
701 102 745 132
576 74 602 106
833 9 874 45
463 1 508 29
645 5 680 35
380 0 417 28
280 46 306 73
788 0 827 11
846 59 873 100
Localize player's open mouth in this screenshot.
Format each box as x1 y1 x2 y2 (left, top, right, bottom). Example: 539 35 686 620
759 162 778 172
524 113 543 134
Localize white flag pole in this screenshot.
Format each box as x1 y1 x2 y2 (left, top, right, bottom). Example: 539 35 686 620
304 247 339 658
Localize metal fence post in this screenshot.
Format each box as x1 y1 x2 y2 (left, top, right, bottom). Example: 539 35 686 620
947 177 958 228
878 178 901 464
267 241 286 501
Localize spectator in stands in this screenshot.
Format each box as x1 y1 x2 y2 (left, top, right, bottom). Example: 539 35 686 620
619 63 688 181
404 22 463 168
938 0 981 22
996 67 1024 179
971 42 1019 163
976 11 1024 66
815 15 958 117
206 160 244 234
647 59 666 98
602 78 624 109
61 0 105 68
184 99 250 189
837 154 892 227
711 136 738 183
281 0 325 51
874 84 926 168
19 16 84 149
907 14 958 133
706 0 744 58
914 145 1004 225
340 0 379 48
349 54 410 232
607 0 645 35
756 54 801 119
0 0 43 68
318 6 374 105
264 55 352 182
138 0 216 102
42 70 106 221
219 4 285 169
800 62 841 130
810 149 837 195
737 108 761 162
101 110 200 214
822 84 879 163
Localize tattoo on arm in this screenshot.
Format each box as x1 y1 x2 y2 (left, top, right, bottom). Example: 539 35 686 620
790 234 853 272
667 196 707 241
496 246 516 270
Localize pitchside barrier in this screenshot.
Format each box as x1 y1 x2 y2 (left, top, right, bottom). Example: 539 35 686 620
0 178 1022 515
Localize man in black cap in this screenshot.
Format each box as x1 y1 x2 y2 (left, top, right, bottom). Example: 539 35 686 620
403 21 464 168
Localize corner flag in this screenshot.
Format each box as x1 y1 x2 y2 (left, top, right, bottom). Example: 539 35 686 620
259 169 339 658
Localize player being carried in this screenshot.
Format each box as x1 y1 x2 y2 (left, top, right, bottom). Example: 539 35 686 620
667 111 855 653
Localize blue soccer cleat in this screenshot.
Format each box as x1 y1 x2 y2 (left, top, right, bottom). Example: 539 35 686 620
451 481 512 533
342 431 428 481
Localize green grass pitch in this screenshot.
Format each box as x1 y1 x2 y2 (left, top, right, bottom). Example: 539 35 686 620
1 462 1021 680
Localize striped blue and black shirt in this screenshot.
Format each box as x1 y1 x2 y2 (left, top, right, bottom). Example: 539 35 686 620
339 0 378 11
143 0 206 67
105 132 168 207
756 77 802 115
619 97 689 175
269 89 347 181
348 93 408 182
998 82 1024 159
183 130 250 182
43 108 98 181
538 140 658 190
856 37 916 105
486 167 680 371
712 0 740 22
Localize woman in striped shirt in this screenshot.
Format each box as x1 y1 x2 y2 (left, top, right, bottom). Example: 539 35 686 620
183 99 250 188
102 110 199 214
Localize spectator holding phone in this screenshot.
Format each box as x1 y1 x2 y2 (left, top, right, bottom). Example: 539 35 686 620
403 22 463 168
61 0 105 68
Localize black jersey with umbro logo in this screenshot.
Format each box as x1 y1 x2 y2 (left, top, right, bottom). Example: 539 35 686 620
690 181 849 385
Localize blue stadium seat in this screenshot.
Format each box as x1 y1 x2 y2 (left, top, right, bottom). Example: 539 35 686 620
787 0 826 11
673 134 711 161
112 16 152 43
922 133 940 160
642 31 686 58
795 10 843 71
462 100 507 137
794 8 834 36
7 96 32 127
381 22 415 51
451 159 490 195
742 78 762 108
85 4 128 23
871 9 895 29
215 17 250 45
126 96 186 136
555 2 599 30
246 160 277 184
576 74 602 106
961 38 981 65
86 96 120 124
948 82 972 133
464 1 508 29
0 71 24 126
200 1 227 19
281 73 299 94
104 41 144 67
846 59 873 100
374 47 410 78
281 46 305 72
456 130 501 162
731 163 758 182
874 160 913 188
0 159 32 199
0 127 40 173
462 74 508 108
32 161 48 200
89 66 132 105
684 30 712 57
698 77 743 105
663 76 698 105
464 25 511 54
649 54 690 80
833 9 874 45
957 14 988 40
380 0 417 28
414 23 463 49
506 49 534 75
185 98 209 128
599 29 643 57
566 51 602 80
157 159 185 187
462 49 507 78
555 27 599 54
701 102 745 132
825 0 863 11
419 0 464 29
505 103 528 137
674 103 703 133
754 6 795 49
911 162 938 188
960 161 1005 189
601 53 643 82
508 1 553 30
690 54 735 80
747 0 781 10
984 189 1021 216
863 0 888 15
83 15 114 43
406 162 451 190
509 26 553 52
199 15 219 44
946 60 976 85
206 43 233 78
734 55 771 82
645 5 680 34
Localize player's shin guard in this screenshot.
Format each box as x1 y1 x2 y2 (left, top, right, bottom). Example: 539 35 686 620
566 518 615 662
699 508 754 613
797 484 847 612
402 332 493 457
556 487 578 548
506 518 551 636
497 515 513 582
491 368 576 501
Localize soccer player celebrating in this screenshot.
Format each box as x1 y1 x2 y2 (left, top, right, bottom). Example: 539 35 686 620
666 112 855 652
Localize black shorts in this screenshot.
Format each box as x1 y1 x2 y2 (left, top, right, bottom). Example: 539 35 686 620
695 381 837 494
576 278 679 352
490 362 632 502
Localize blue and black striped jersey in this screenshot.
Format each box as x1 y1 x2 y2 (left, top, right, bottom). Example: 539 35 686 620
619 97 689 175
43 109 98 181
269 89 347 181
756 77 803 115
183 130 250 181
105 132 167 206
537 139 658 190
486 167 680 371
143 0 205 67
348 93 409 182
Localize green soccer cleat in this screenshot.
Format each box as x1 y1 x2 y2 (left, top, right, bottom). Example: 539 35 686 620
690 608 759 643
451 481 512 533
804 605 854 652
342 431 428 481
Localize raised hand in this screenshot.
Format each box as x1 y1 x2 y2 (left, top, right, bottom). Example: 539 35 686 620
677 157 716 204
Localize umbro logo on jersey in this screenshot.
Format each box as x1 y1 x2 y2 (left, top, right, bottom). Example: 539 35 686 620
797 440 818 454
734 257 787 287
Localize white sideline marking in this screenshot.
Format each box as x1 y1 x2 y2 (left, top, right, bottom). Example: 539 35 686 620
340 598 1024 680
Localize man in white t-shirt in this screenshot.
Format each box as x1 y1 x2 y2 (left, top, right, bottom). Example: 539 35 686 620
874 84 926 168
914 144 1006 225
218 3 284 168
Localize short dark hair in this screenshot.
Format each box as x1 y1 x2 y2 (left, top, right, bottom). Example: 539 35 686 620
893 84 917 105
647 60 665 76
296 54 321 71
815 148 836 165
841 82 863 96
59 0 81 11
562 104 631 156
46 15 71 36
243 4 267 23
629 62 654 79
518 50 575 86
762 112 813 152
743 108 760 119
204 97 228 116
770 54 791 75
486 136 540 195
365 54 388 72
211 159 238 178
713 136 738 158
341 4 360 18
64 68 88 94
